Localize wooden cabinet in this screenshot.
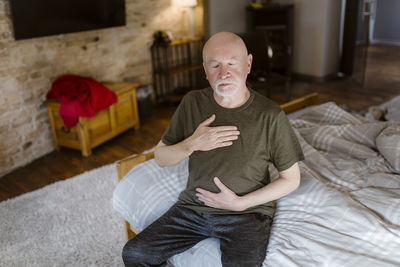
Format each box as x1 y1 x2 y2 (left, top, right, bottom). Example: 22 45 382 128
45 82 140 156
151 37 206 102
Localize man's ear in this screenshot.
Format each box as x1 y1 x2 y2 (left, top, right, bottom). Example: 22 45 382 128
203 62 209 80
247 54 253 73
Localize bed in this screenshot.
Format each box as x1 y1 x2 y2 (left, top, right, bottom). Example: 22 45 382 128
113 93 400 266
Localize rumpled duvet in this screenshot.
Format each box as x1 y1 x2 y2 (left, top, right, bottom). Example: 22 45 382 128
266 102 400 266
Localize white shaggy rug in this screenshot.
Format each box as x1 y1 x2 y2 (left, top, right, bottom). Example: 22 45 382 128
0 163 126 266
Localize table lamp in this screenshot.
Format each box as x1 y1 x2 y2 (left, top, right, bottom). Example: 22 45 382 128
172 0 198 38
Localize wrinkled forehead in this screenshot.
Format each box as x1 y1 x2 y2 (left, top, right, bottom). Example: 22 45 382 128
203 33 248 62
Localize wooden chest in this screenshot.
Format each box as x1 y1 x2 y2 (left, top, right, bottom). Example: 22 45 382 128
45 82 140 156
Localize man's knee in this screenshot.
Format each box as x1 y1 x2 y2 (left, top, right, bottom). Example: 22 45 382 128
122 238 165 266
122 239 145 266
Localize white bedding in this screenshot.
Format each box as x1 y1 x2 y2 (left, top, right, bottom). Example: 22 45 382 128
266 102 400 266
113 102 400 266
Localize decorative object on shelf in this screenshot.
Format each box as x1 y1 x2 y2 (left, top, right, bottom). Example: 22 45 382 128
172 0 198 38
251 0 263 9
251 0 276 9
153 31 172 45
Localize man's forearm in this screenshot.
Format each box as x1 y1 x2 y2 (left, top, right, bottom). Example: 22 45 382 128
154 139 193 167
240 174 300 210
195 163 301 212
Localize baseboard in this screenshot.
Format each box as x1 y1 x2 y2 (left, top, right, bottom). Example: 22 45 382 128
370 40 400 46
292 72 339 83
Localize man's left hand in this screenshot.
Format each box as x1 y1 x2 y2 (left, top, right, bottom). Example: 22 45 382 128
195 177 246 212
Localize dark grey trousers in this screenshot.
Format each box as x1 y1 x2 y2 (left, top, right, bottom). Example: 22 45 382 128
122 204 272 267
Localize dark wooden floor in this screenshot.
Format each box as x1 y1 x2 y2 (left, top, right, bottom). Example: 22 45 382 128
1 44 399 201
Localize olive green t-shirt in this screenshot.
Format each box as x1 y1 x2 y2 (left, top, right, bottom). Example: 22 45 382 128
162 87 304 217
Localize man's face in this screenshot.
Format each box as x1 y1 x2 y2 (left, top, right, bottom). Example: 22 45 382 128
203 40 252 97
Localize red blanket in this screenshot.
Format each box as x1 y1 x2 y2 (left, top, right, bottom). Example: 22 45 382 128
46 75 117 128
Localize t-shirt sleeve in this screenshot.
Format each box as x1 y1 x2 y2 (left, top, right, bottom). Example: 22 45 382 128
161 97 187 145
268 110 304 171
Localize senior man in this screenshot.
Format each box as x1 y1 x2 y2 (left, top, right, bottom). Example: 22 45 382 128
122 32 304 267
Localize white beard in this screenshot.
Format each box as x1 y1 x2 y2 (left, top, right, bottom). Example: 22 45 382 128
214 79 239 97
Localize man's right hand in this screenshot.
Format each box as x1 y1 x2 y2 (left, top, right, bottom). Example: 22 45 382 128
185 114 240 152
155 114 239 167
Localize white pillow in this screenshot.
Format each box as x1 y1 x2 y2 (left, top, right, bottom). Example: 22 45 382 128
113 158 188 231
112 158 224 267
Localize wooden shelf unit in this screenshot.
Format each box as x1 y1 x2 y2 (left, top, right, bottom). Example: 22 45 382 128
151 37 206 102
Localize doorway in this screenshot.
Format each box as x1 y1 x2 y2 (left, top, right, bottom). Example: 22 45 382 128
340 0 400 85
340 0 371 85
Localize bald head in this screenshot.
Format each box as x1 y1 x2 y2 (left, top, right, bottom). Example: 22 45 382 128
203 32 248 62
202 32 253 100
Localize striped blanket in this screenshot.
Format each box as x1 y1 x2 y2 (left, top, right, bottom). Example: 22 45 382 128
113 102 400 266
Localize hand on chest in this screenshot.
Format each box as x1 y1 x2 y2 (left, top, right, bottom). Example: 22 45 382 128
210 113 266 150
189 112 270 166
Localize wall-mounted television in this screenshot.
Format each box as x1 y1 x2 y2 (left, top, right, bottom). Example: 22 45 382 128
10 0 126 40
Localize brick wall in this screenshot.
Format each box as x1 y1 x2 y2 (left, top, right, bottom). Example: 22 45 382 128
0 0 203 177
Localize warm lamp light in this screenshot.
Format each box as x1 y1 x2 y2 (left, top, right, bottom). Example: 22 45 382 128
172 0 198 38
172 0 197 7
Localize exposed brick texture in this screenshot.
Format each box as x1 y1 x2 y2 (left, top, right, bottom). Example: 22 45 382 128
0 0 203 177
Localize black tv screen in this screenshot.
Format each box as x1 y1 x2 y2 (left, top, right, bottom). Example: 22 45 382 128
10 0 126 40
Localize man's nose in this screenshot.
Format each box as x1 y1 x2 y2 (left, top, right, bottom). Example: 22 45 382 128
220 65 230 79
